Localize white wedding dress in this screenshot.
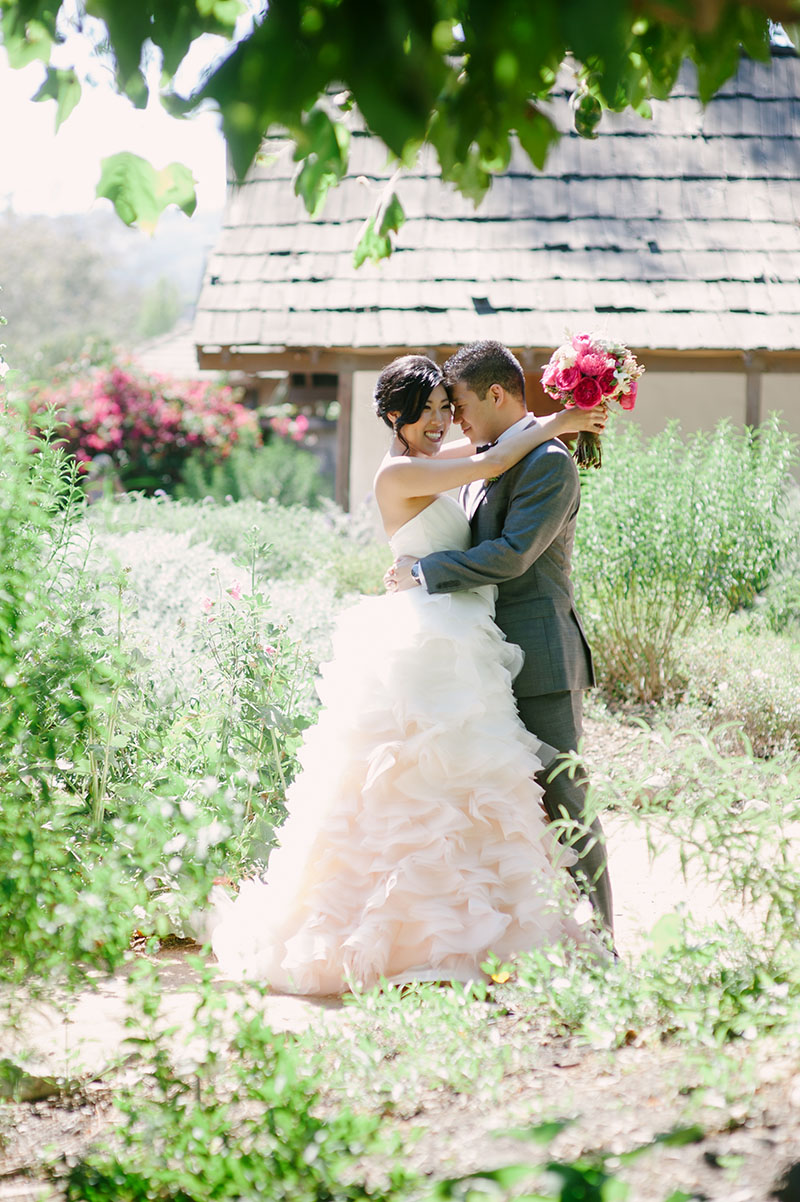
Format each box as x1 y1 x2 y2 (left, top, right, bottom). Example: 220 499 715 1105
211 494 588 994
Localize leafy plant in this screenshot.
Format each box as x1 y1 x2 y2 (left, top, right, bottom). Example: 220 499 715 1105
176 437 332 508
574 417 798 703
0 402 145 989
65 962 416 1202
676 615 800 755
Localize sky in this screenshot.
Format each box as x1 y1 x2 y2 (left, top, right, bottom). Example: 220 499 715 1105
0 39 229 217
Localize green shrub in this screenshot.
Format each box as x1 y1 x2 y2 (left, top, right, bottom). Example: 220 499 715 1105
676 616 800 755
575 416 798 703
0 403 142 988
176 437 332 508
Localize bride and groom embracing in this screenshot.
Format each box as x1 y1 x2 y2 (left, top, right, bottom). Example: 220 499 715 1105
212 340 613 993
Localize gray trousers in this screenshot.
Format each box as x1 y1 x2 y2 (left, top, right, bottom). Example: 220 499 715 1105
516 691 613 935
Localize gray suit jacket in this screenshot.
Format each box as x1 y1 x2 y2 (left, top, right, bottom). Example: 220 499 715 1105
419 434 595 698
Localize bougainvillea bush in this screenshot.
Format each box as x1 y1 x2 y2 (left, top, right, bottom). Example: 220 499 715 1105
26 362 259 493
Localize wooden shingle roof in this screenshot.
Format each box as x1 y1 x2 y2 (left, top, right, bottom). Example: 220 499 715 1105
195 52 800 360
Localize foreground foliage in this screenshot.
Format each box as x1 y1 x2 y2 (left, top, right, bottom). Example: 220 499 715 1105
2 2 795 253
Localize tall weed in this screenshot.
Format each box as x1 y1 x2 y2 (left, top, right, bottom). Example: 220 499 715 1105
575 417 798 702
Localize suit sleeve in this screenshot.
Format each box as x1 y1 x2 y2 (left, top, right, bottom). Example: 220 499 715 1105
420 446 579 593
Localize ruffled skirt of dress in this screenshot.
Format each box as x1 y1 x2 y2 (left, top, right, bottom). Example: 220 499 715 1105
211 586 589 994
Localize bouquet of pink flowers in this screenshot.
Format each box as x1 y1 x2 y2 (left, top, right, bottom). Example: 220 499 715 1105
541 333 644 468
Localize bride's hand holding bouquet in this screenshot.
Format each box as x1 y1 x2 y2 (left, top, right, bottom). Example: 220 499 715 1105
541 333 644 469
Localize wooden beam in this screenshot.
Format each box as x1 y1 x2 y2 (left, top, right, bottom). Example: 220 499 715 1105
335 372 353 511
744 353 764 428
197 346 800 377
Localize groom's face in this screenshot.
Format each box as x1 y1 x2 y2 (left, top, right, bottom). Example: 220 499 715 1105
450 379 496 445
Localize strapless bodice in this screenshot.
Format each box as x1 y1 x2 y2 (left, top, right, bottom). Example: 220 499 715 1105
389 494 470 559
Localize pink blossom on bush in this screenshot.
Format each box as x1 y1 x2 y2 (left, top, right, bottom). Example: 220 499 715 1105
227 582 243 601
292 413 310 441
572 377 603 409
26 361 259 493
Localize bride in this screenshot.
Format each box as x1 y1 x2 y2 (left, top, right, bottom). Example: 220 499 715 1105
211 355 607 994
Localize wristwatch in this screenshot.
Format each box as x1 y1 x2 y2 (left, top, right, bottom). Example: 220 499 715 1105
410 561 422 585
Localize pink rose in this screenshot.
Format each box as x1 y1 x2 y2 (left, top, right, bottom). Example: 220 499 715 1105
573 377 603 409
572 333 593 353
576 352 611 377
541 361 559 388
618 380 637 410
598 368 618 395
555 365 582 391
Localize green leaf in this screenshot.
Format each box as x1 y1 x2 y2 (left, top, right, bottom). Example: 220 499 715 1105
377 190 405 239
96 153 197 233
32 67 82 132
1 13 53 69
292 106 350 218
515 103 560 170
353 218 388 269
502 1119 573 1145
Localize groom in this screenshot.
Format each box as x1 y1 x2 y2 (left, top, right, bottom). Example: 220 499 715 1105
392 340 613 934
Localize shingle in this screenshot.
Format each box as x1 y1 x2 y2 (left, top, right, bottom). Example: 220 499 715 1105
195 51 800 356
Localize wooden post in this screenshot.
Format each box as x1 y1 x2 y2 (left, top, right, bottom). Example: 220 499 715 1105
335 371 353 511
744 352 763 428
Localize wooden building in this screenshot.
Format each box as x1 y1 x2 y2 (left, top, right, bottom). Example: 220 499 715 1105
194 50 800 510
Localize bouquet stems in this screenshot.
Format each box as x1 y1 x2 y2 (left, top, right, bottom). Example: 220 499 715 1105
574 431 602 469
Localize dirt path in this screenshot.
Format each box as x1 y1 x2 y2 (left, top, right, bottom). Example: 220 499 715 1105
1 806 739 1084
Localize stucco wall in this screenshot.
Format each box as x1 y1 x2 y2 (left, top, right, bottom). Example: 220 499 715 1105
349 371 385 517
763 374 800 441
348 369 800 512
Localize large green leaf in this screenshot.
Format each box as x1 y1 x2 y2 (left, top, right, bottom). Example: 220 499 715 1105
1 10 53 69
32 66 82 131
516 102 560 170
352 188 406 267
292 106 351 218
96 152 197 233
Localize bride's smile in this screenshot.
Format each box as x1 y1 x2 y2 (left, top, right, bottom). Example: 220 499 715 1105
390 384 453 458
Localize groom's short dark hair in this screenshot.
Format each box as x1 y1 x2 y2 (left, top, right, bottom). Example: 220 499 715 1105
443 341 526 403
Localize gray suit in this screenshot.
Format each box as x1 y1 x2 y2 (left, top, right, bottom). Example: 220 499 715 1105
419 433 613 932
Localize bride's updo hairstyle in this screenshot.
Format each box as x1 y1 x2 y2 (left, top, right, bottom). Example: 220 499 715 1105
374 355 444 454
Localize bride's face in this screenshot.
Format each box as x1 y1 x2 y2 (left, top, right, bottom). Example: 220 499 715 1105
394 385 452 456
